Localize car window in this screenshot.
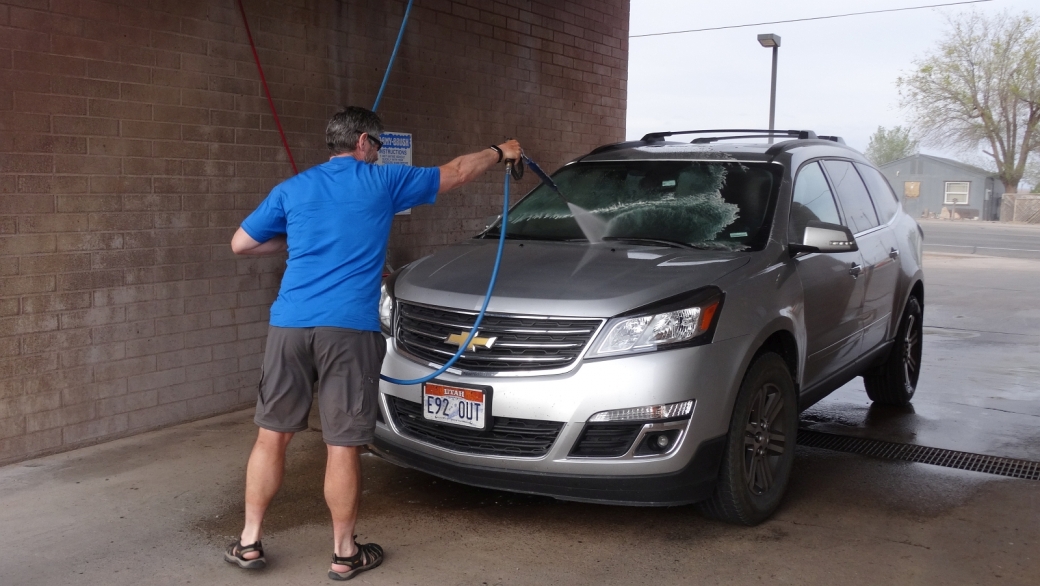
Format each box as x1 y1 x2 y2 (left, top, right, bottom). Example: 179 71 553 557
789 161 841 244
854 163 900 224
493 161 781 251
822 160 879 234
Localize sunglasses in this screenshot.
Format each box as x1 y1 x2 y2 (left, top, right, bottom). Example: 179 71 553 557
366 134 383 151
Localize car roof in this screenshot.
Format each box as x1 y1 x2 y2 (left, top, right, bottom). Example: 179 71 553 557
576 129 868 165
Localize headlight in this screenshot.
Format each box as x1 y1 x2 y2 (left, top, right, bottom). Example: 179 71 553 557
588 400 694 422
586 289 722 358
379 282 394 335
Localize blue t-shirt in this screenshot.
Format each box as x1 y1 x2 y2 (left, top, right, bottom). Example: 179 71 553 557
241 156 439 331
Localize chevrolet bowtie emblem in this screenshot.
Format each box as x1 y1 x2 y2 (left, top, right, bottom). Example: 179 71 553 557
444 331 497 351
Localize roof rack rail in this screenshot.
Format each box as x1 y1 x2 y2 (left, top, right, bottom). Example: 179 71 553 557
818 135 846 144
692 134 787 144
641 129 818 142
584 140 650 157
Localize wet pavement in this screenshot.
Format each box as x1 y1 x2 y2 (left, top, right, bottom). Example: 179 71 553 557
1 252 1038 585
802 253 1040 461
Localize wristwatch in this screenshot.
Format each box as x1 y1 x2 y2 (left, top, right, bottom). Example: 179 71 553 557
488 145 504 163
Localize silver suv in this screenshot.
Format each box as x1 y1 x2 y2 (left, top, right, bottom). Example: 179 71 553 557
373 129 924 525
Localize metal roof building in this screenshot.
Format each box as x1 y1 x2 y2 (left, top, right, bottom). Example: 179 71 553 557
879 154 1004 221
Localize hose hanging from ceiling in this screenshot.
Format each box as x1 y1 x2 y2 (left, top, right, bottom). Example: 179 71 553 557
235 0 298 174
372 0 415 112
238 0 516 387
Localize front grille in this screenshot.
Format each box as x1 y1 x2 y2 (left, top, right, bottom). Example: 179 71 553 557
569 423 644 457
387 396 564 458
395 302 603 373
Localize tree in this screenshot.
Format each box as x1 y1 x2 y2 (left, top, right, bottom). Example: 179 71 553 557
864 126 919 165
898 11 1040 192
1025 153 1040 192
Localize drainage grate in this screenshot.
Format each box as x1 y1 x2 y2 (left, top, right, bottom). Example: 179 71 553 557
797 429 1040 481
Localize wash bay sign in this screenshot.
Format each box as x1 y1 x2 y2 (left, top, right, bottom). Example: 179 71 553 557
378 132 414 215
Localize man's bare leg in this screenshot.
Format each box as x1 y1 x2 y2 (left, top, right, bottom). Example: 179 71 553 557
325 444 362 571
239 428 294 557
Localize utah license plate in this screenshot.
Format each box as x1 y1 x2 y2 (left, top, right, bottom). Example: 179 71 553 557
422 382 490 430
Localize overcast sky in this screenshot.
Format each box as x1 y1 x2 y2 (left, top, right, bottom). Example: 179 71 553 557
626 0 1037 162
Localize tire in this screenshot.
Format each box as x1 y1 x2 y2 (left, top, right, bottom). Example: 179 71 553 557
864 296 922 406
696 352 798 526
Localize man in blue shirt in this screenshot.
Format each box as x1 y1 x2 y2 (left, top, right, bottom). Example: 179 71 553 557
224 106 521 580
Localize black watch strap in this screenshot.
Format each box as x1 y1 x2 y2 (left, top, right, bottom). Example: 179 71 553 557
488 145 503 163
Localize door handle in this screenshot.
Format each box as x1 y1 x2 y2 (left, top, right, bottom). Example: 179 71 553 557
889 247 900 259
849 263 862 277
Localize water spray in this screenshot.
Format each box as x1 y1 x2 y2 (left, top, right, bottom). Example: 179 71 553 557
522 153 606 243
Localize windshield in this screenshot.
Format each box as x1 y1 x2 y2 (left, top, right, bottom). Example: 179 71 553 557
487 161 780 251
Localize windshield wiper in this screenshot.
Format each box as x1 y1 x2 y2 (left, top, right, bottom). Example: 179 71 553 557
601 236 696 249
481 232 584 243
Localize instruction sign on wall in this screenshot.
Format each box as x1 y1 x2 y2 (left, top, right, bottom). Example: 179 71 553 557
377 132 412 166
377 132 413 215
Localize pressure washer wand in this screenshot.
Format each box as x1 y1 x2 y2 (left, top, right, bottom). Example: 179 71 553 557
521 153 570 203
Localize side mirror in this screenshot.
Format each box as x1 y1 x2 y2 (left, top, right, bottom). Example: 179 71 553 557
789 221 858 255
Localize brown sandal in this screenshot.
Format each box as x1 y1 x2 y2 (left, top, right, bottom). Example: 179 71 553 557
328 538 383 581
224 539 266 570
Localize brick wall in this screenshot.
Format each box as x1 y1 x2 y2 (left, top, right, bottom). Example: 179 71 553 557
0 0 629 464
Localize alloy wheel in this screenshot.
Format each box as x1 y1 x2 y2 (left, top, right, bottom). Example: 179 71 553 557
903 314 921 389
744 383 787 495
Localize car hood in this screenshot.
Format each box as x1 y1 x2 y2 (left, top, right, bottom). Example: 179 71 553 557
394 239 750 317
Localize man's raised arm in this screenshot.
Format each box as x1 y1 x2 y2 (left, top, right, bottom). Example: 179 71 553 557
438 139 522 194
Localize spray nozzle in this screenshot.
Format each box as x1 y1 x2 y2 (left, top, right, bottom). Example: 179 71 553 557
505 150 574 206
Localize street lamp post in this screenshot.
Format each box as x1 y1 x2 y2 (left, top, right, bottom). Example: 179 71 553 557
757 33 781 144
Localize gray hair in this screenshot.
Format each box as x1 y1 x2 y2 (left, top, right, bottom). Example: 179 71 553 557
326 106 383 155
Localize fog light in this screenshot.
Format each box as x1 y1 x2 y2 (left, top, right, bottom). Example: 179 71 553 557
588 400 693 423
635 429 682 456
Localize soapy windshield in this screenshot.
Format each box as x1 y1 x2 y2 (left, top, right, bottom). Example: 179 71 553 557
490 161 780 251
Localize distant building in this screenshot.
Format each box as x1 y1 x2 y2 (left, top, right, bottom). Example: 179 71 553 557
878 154 1004 221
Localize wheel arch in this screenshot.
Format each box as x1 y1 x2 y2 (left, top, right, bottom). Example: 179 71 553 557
753 330 799 388
735 316 802 400
909 279 924 309
893 277 925 335
712 319 803 442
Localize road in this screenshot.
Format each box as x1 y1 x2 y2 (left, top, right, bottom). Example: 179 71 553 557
921 219 1040 259
1 253 1038 585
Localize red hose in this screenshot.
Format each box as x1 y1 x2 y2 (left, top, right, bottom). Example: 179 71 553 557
235 0 299 175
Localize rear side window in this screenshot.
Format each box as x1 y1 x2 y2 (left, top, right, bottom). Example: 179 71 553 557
789 162 841 244
855 163 900 224
822 160 879 234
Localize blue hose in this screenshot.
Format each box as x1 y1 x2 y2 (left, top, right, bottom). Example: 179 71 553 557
373 0 510 386
380 166 511 386
371 0 415 112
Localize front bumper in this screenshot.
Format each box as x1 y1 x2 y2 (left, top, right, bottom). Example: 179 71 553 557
371 434 727 506
375 334 751 503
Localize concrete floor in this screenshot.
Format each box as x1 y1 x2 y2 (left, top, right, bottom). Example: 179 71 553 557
1 251 1038 586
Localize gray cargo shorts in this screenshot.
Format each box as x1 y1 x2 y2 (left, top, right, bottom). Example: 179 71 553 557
254 326 387 446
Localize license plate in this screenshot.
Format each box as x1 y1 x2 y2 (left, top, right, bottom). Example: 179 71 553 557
422 382 491 430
